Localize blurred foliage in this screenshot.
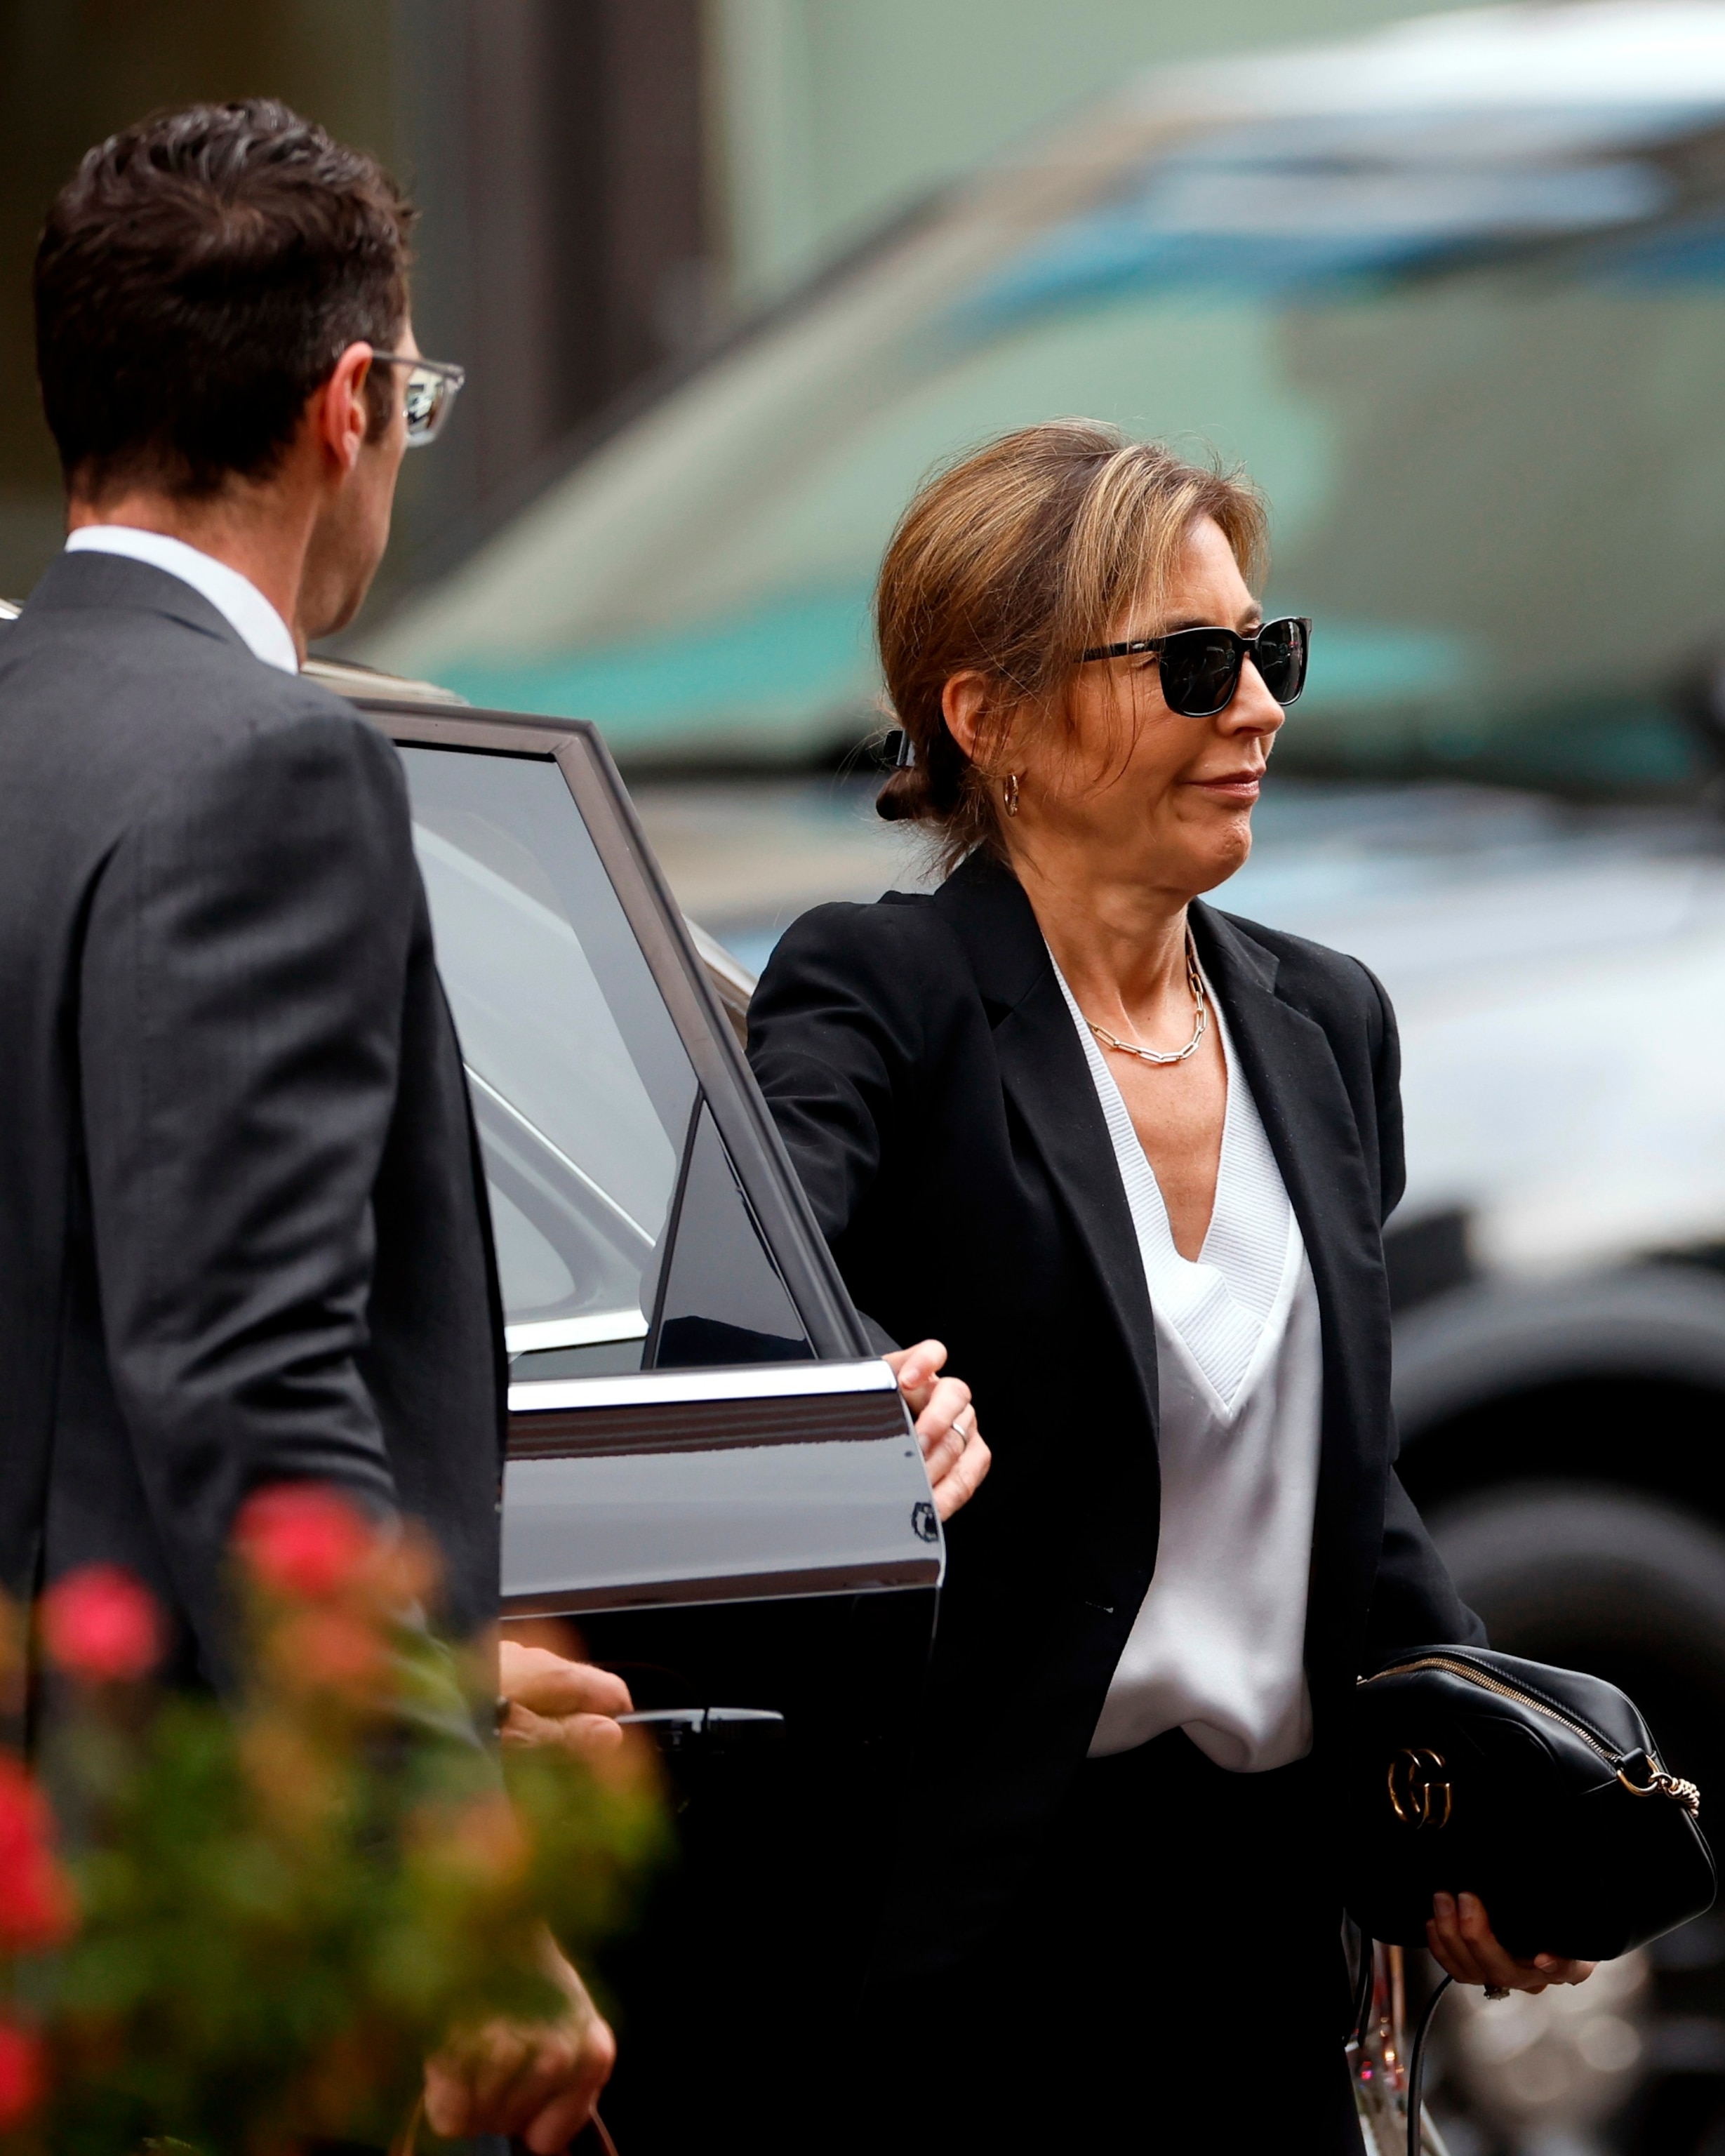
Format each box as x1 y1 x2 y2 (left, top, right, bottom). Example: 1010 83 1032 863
0 1486 667 2155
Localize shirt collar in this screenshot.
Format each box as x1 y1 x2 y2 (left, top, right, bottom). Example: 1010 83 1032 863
64 526 299 674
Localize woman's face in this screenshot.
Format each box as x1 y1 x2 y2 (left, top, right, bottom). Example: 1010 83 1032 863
1008 516 1286 898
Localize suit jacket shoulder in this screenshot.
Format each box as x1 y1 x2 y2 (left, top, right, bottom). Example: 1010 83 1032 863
761 889 971 992
751 887 994 1081
4 555 401 816
1205 903 1392 1048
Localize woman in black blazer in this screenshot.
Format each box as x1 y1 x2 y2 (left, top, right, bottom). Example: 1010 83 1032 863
747 422 1590 2150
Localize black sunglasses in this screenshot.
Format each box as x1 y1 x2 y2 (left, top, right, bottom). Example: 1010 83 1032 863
1081 615 1310 717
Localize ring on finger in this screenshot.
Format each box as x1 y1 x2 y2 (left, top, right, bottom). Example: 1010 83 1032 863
1484 1985 1510 2002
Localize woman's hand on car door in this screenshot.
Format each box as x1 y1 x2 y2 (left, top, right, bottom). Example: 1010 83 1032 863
886 1339 991 1519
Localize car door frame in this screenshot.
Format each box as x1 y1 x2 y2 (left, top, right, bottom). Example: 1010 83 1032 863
361 696 869 1359
348 691 943 1619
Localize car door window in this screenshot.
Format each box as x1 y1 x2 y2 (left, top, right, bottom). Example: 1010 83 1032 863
401 745 813 1376
649 1103 811 1367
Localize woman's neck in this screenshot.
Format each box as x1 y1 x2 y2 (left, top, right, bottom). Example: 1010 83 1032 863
1007 837 1193 1020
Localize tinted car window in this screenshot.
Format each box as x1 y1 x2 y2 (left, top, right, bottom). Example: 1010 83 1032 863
401 744 812 1374
650 1103 811 1367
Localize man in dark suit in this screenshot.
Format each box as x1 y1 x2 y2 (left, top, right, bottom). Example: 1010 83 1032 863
0 100 613 2147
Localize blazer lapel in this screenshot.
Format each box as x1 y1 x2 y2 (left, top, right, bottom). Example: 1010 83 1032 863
1187 902 1380 1284
931 861 1391 1656
935 856 1161 1440
1190 901 1391 1679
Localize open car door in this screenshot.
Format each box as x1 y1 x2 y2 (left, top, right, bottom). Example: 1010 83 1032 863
348 684 942 2151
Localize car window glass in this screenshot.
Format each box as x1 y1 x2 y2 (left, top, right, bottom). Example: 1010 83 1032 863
649 1103 812 1369
401 747 696 1369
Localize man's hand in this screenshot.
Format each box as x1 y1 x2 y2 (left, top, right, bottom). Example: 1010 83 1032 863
885 1338 990 1521
1427 1891 1596 1995
423 1932 615 2152
498 1637 634 1759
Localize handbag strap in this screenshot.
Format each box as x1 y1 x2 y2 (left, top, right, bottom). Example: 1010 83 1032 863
1404 1971 1453 2156
1350 1936 1453 2156
1350 1934 1376 2051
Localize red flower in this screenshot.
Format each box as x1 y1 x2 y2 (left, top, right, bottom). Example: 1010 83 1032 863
235 1484 375 1600
0 1759 74 1952
40 1564 164 1683
0 2021 46 2130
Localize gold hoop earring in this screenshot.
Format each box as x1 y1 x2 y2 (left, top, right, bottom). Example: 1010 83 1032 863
1002 773 1021 818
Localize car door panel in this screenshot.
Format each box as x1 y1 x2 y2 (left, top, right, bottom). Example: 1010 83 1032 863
347 696 937 2151
505 1362 939 1613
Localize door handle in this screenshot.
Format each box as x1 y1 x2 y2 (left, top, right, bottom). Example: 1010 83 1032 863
617 1707 785 1758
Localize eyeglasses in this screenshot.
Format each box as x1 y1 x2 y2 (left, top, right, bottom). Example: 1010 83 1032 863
1081 615 1311 717
369 352 467 446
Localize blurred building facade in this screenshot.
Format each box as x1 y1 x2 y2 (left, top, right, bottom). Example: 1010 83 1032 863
0 0 1454 606
0 1 393 597
716 0 1480 300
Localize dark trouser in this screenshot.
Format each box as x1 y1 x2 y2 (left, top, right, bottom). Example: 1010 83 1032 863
874 1730 1365 2154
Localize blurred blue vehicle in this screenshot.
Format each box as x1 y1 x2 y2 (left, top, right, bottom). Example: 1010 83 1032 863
368 0 1725 794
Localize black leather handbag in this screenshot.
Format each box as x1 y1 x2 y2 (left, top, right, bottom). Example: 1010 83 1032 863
1343 1645 1717 1961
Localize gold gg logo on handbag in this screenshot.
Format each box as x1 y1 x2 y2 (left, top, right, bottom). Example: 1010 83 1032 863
1387 1746 1453 1829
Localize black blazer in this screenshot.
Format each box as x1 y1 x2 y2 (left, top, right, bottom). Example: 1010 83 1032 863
0 552 505 1686
748 850 1481 1973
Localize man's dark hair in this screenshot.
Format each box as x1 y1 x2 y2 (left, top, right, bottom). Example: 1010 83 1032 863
34 100 415 500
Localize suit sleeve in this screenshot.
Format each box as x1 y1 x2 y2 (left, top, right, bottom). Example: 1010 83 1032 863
1361 959 1406 1227
1366 1475 1488 1660
1356 959 1488 1658
79 703 415 1673
747 905 925 1346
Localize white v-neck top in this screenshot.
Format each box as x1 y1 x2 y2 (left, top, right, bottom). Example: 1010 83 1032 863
1053 957 1323 1774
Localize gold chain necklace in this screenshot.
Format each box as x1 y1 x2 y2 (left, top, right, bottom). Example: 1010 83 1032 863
1084 933 1208 1066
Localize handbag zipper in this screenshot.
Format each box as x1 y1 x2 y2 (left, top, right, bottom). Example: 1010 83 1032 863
1361 1653 1701 1818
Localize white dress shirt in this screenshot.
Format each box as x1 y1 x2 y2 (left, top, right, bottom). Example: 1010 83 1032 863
1053 957 1324 1774
65 526 298 674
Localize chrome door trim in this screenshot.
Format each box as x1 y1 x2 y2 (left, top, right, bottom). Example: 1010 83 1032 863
505 1310 648 1355
508 1355 895 1416
509 1376 912 1462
